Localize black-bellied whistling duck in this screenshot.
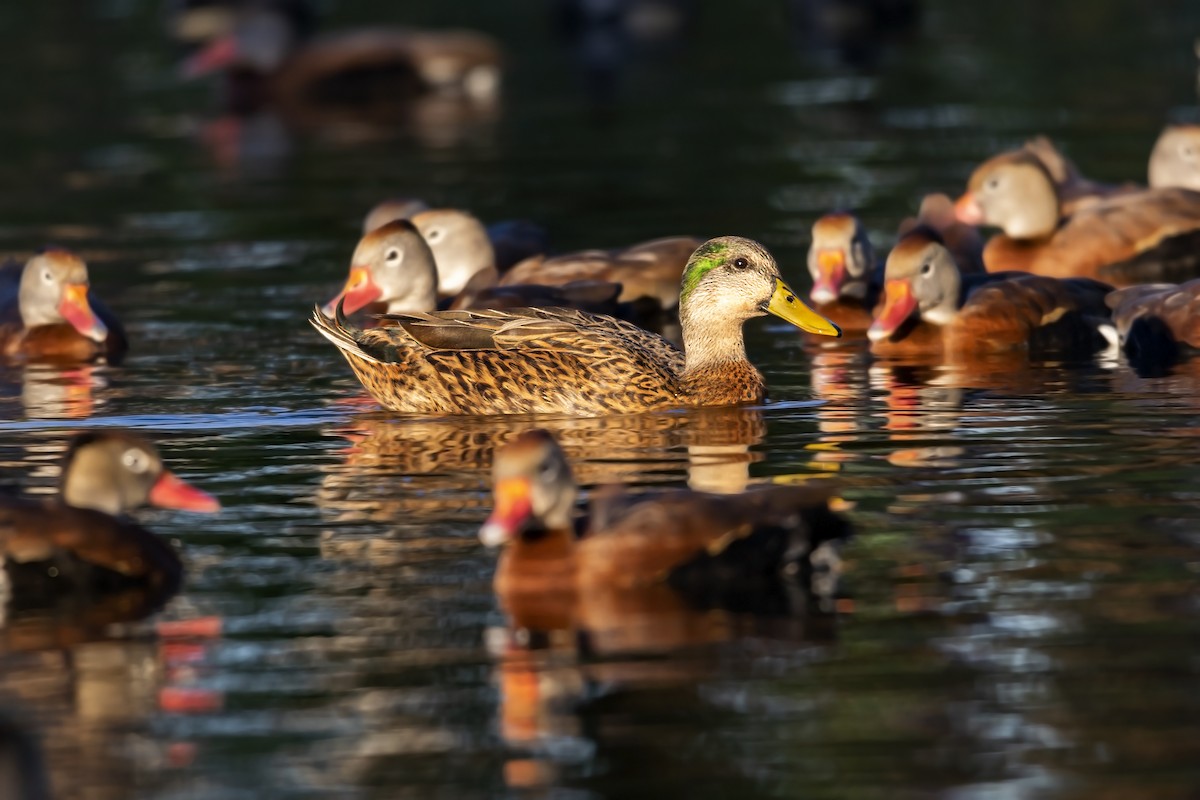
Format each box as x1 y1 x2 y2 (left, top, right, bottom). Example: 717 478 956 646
867 227 1114 358
479 429 850 609
1106 278 1200 367
361 201 550 280
1148 124 1200 192
806 212 879 334
501 236 703 310
0 431 219 604
320 220 628 321
897 194 986 274
0 250 127 363
183 3 502 112
954 149 1200 286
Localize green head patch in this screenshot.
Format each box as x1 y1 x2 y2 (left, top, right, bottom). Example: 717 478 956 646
679 241 729 306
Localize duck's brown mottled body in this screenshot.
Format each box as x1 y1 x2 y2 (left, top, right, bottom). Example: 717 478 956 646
327 306 682 415
1108 279 1200 349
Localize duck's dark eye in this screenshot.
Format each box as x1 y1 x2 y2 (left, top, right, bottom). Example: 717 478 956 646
985 177 1000 191
733 258 748 270
920 261 933 276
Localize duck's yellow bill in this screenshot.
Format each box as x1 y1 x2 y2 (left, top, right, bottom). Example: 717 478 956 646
767 279 842 337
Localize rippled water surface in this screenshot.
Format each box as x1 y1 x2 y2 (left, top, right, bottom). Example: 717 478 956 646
2 1 1200 798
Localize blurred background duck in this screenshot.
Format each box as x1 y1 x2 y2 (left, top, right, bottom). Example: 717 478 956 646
0 250 127 363
1148 124 1200 192
178 0 502 123
362 201 550 288
954 146 1200 286
0 431 219 610
1106 278 1200 369
868 227 1114 358
479 429 850 626
807 205 984 336
500 235 702 310
805 211 879 333
311 236 841 415
321 220 629 321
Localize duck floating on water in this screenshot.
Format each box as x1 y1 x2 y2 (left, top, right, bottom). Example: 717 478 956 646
311 236 841 415
321 220 629 320
0 431 219 606
868 227 1113 358
0 250 127 363
480 429 850 611
954 147 1200 286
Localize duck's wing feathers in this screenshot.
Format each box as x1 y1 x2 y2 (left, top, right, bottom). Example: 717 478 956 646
310 304 684 414
1108 278 1200 348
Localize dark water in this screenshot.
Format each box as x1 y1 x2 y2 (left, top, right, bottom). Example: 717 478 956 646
2 1 1200 797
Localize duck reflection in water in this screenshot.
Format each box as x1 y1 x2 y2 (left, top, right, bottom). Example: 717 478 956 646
314 405 768 532
17 363 105 420
0 710 48 800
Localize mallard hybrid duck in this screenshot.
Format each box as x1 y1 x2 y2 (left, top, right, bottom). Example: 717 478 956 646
480 429 850 599
310 236 842 415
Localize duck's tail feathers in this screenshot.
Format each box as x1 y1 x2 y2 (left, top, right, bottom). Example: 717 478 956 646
309 302 381 365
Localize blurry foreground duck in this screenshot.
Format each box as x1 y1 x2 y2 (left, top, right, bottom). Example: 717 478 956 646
955 146 1200 285
868 228 1113 358
0 249 127 363
311 236 842 415
480 429 850 612
0 431 219 607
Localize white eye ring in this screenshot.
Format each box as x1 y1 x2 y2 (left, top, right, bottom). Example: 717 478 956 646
425 228 442 243
41 269 54 284
384 248 402 265
122 449 150 473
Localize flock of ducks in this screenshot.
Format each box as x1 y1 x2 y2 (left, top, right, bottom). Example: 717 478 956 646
6 1 1200 636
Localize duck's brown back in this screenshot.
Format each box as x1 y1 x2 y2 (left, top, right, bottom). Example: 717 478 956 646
983 188 1200 284
1108 278 1200 349
950 273 1113 354
0 497 182 592
577 485 844 590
